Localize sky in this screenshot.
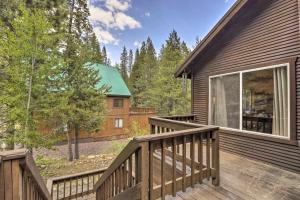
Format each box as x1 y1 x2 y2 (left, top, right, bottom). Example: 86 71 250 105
89 0 236 65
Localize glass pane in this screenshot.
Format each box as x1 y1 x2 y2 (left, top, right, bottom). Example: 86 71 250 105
113 99 124 108
242 66 288 136
119 119 123 128
210 74 240 129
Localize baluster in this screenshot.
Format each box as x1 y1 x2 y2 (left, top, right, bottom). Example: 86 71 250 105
112 172 115 197
76 177 78 198
191 134 195 188
81 176 84 196
206 132 211 180
116 168 119 194
129 155 133 187
111 175 114 197
56 182 59 200
87 175 90 192
212 130 220 186
124 161 128 190
120 165 123 192
63 180 66 199
69 179 72 198
182 136 186 192
199 134 203 184
172 137 177 197
161 140 166 200
135 151 139 184
149 142 154 200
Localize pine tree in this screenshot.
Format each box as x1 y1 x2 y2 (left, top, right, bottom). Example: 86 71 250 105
102 46 108 65
193 36 201 49
151 30 191 115
0 5 62 150
138 37 157 106
130 49 141 106
128 49 133 76
61 0 106 160
120 46 128 82
88 33 103 63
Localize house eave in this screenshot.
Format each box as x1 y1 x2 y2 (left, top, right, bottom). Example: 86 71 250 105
174 0 248 78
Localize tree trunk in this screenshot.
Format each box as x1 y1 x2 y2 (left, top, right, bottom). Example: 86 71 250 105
74 123 80 159
67 131 73 161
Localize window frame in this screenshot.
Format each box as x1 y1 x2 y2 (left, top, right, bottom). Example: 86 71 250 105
114 118 124 128
113 98 124 108
208 63 291 140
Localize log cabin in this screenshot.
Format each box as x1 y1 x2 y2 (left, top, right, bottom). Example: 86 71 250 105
77 63 155 141
175 0 300 173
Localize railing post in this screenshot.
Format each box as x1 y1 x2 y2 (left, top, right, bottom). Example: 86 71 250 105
211 130 220 186
139 142 149 200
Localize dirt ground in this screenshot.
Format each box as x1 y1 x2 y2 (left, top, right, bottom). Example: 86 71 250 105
33 139 129 179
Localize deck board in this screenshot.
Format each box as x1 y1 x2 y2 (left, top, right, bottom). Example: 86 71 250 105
163 151 300 200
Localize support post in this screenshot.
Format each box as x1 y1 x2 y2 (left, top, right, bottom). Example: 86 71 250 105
211 130 220 186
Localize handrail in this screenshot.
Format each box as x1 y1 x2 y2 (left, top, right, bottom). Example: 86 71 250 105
149 116 205 132
94 140 140 189
136 126 218 142
0 149 51 200
47 168 107 199
160 114 196 119
94 115 220 200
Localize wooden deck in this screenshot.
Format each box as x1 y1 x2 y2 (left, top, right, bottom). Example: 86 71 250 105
164 150 300 200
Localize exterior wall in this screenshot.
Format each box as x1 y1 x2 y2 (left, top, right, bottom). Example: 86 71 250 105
78 97 155 140
191 0 300 173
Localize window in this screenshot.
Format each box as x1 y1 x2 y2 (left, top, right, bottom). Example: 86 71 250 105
115 118 123 128
113 99 124 108
209 64 289 138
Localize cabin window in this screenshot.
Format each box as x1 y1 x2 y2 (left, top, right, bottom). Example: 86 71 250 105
209 64 289 138
115 118 123 128
113 99 124 108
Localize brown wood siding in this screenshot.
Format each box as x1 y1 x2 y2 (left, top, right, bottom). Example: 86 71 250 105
296 57 300 139
192 0 300 172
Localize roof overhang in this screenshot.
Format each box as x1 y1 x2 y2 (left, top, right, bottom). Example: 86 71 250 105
174 0 248 78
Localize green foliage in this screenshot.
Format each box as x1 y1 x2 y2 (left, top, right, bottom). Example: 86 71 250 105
0 0 106 155
59 0 107 160
35 154 57 167
151 30 191 115
104 140 129 156
128 32 191 115
120 46 128 82
125 121 148 137
0 5 64 149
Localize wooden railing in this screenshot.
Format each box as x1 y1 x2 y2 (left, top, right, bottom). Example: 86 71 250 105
93 140 148 200
47 168 107 200
0 149 51 200
160 114 196 123
94 116 219 200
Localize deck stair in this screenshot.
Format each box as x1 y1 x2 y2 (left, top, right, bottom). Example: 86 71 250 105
0 115 220 200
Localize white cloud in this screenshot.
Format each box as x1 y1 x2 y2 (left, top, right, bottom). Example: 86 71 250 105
145 12 150 17
89 0 141 45
133 40 141 48
89 5 115 28
94 27 119 45
105 0 131 11
114 12 141 30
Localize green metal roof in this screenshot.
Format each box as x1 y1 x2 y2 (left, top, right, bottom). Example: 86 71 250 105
91 63 131 97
